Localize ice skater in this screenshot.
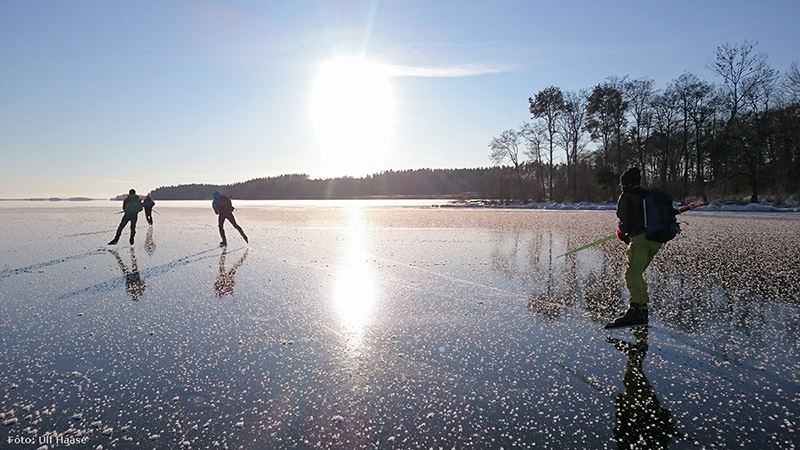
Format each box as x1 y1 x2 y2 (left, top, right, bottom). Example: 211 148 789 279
606 168 661 329
142 194 156 225
108 189 143 245
212 191 248 247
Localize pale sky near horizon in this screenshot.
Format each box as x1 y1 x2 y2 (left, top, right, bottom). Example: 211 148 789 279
2 0 798 198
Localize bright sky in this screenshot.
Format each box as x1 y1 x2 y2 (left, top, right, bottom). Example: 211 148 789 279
2 0 798 198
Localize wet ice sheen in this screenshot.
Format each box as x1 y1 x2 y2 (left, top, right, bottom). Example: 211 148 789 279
0 200 798 449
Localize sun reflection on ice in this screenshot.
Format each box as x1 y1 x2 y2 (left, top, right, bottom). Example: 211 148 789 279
331 207 378 347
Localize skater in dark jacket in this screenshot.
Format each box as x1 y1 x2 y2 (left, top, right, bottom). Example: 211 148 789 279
142 195 156 225
109 189 143 246
212 191 248 247
605 168 662 329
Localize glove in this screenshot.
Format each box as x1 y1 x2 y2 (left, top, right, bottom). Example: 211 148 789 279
616 227 630 244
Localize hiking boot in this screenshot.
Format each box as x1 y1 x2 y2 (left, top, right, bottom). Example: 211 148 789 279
220 241 227 247
129 236 135 245
604 305 648 329
108 239 118 245
242 233 249 244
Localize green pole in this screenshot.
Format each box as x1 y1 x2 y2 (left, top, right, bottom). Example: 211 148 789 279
557 234 615 258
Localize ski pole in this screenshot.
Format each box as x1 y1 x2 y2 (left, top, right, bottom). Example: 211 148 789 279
557 202 705 258
557 234 615 258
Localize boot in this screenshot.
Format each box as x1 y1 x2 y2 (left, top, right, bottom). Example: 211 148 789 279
604 304 648 329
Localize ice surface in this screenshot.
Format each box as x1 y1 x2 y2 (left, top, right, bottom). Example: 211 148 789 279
0 200 798 449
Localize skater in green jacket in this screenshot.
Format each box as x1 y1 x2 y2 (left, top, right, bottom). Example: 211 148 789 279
108 189 142 246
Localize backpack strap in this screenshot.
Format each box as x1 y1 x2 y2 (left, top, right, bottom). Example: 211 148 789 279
642 194 648 230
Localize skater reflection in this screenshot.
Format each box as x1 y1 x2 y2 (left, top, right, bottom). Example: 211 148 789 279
606 327 676 449
214 248 249 297
144 226 156 256
109 248 146 301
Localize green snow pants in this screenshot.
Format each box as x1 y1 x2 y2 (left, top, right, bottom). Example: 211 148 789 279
624 233 663 308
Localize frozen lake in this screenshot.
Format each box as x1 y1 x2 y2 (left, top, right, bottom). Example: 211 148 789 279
1 200 798 449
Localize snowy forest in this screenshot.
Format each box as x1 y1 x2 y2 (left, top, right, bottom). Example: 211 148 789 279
152 42 799 204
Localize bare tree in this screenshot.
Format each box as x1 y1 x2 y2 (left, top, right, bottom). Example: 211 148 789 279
708 41 778 202
624 77 655 186
784 61 800 105
520 121 547 201
529 86 565 200
651 86 681 184
489 129 526 202
741 66 779 202
558 90 589 200
708 41 777 124
587 77 629 174
673 72 715 201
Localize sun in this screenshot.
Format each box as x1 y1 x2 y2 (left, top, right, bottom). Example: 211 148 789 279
310 56 395 176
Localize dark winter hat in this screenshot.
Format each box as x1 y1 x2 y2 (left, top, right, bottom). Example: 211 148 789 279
129 189 136 195
620 167 641 186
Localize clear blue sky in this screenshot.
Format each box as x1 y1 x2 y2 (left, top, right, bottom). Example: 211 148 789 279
2 0 798 198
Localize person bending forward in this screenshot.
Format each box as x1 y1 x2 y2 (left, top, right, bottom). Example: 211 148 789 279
212 191 248 247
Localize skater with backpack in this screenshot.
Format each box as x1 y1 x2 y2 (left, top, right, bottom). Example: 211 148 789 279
212 191 248 247
108 189 143 246
605 168 679 329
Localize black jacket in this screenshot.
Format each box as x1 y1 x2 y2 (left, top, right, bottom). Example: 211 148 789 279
616 185 647 237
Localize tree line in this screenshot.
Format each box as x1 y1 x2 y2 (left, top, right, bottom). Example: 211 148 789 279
490 41 800 203
151 41 798 204
149 169 496 200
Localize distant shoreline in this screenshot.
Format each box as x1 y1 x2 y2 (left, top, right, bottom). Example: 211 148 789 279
0 197 95 202
1 197 799 212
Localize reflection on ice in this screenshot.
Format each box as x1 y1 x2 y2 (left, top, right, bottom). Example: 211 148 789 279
144 225 156 255
331 207 377 344
214 248 249 297
109 248 146 301
607 327 676 448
